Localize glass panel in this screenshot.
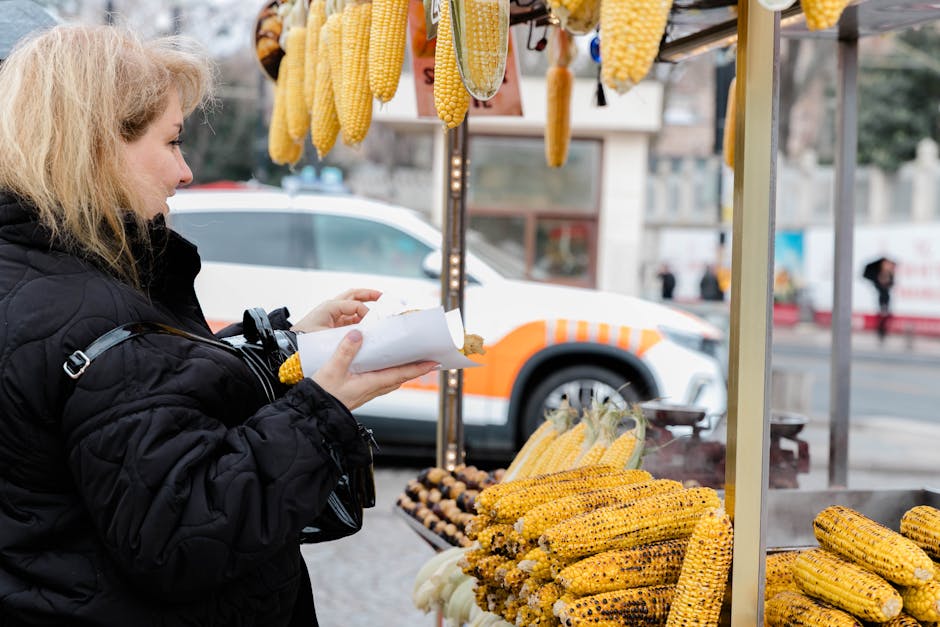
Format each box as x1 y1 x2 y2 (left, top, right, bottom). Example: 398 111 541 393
467 135 601 213
312 215 433 278
468 215 527 279
170 211 315 268
533 218 592 282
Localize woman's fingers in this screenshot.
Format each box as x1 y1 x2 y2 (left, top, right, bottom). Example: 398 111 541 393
333 288 382 303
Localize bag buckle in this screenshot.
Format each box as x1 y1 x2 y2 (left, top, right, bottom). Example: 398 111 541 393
63 350 91 379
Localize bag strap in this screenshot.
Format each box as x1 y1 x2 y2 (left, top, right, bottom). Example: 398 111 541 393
63 321 237 380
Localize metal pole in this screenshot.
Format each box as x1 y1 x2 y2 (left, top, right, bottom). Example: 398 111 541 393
726 1 778 624
436 119 469 471
829 12 859 488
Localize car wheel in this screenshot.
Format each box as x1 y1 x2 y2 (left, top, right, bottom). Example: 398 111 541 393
520 365 642 440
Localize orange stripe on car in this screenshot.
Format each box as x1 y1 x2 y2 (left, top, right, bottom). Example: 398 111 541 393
574 320 590 342
596 322 611 344
617 326 632 351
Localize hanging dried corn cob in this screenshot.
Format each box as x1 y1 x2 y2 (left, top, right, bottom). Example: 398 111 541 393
311 18 340 158
285 0 310 141
722 76 736 169
268 50 304 165
433 0 471 128
304 0 327 111
339 0 374 145
368 0 409 102
600 0 673 95
325 0 346 123
801 0 850 31
502 397 577 482
449 0 509 100
544 26 575 168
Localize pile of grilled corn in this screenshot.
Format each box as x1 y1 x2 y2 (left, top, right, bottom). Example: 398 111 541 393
764 504 940 626
414 462 732 626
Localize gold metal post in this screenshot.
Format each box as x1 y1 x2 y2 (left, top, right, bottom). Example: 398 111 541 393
726 0 779 624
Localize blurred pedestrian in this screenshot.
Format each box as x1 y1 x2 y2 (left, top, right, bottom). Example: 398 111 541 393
699 264 724 302
657 262 676 300
875 259 896 342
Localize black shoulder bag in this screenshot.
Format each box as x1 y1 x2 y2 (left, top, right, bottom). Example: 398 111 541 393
63 307 376 544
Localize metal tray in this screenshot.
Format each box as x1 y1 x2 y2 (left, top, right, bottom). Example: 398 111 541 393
766 487 940 548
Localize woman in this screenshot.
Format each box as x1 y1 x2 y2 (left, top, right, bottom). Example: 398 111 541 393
0 25 435 626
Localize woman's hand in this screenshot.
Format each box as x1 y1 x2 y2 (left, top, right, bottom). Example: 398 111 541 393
290 288 382 334
313 329 438 410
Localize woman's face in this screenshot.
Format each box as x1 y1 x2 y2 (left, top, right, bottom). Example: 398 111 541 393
122 90 193 219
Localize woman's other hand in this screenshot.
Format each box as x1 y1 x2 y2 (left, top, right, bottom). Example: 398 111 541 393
290 288 382 334
313 329 437 410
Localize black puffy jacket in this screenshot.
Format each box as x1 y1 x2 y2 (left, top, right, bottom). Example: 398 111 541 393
0 192 370 626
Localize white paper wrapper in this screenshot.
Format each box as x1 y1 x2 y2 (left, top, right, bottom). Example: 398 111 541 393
296 306 481 375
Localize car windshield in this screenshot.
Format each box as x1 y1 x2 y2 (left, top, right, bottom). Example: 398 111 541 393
466 229 526 280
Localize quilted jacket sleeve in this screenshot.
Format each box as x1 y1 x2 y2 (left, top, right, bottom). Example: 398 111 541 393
59 333 371 602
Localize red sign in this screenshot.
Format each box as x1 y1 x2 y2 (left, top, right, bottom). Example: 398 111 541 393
408 0 523 119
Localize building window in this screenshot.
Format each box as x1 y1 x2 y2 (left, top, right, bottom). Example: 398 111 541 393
467 134 602 286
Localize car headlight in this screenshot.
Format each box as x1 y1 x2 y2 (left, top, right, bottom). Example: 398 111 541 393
659 326 721 359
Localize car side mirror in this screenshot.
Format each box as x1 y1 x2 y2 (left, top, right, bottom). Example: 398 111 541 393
422 251 442 279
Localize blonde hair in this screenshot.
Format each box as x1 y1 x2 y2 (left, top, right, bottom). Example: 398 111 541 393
0 24 214 286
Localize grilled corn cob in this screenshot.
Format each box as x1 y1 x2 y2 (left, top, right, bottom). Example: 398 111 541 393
517 546 572 583
450 0 509 100
556 585 675 626
490 469 653 523
902 506 940 560
474 465 627 515
801 0 851 31
600 0 673 95
880 612 929 627
764 590 863 627
791 547 902 622
503 398 577 482
515 478 683 541
813 505 936 587
664 506 732 627
433 0 471 128
539 487 723 560
556 538 688 596
765 550 801 600
339 0 373 146
901 579 940 622
279 352 303 385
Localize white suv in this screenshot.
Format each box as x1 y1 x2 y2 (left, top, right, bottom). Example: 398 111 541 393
167 189 727 460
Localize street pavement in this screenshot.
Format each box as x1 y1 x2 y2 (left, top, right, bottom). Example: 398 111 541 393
301 324 940 626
